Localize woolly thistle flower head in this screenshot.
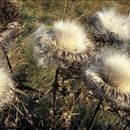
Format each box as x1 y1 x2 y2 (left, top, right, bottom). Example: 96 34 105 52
97 8 130 41
53 20 87 52
0 22 19 52
0 68 14 109
83 48 130 109
87 8 130 49
33 20 95 67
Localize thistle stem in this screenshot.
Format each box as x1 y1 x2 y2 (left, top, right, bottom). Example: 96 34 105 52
52 68 59 130
3 49 13 73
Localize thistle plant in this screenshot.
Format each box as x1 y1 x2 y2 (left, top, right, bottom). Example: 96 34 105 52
32 9 130 128
1 1 130 129
87 8 130 49
82 48 130 110
33 20 95 68
33 20 95 129
0 0 20 116
95 8 130 41
0 22 19 53
0 67 15 110
0 0 19 74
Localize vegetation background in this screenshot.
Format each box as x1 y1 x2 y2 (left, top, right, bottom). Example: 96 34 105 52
1 0 130 130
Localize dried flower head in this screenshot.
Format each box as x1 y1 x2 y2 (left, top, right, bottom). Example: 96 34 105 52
88 8 130 48
0 22 19 52
83 48 130 109
97 8 130 41
53 20 87 52
33 20 95 67
0 68 14 109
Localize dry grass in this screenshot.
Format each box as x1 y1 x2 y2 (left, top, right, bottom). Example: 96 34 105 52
0 0 130 130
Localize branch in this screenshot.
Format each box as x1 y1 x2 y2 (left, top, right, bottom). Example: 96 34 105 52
52 68 59 130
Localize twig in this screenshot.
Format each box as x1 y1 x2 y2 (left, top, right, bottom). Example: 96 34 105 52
0 22 19 73
3 48 13 73
13 104 33 125
52 68 59 130
87 101 102 130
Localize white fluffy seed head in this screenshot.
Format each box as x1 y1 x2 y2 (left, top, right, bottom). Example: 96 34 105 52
97 8 130 41
33 21 94 68
0 68 14 108
53 20 87 52
93 49 130 94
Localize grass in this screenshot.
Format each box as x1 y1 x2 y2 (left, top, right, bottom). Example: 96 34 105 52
0 0 130 130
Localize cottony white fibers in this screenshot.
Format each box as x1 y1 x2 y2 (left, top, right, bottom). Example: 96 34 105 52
0 68 14 108
102 52 130 94
83 49 130 108
33 21 94 67
97 8 130 41
90 49 130 94
53 20 87 52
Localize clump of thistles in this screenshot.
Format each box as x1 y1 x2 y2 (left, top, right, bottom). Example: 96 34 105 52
83 48 130 109
0 68 14 109
33 20 95 67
